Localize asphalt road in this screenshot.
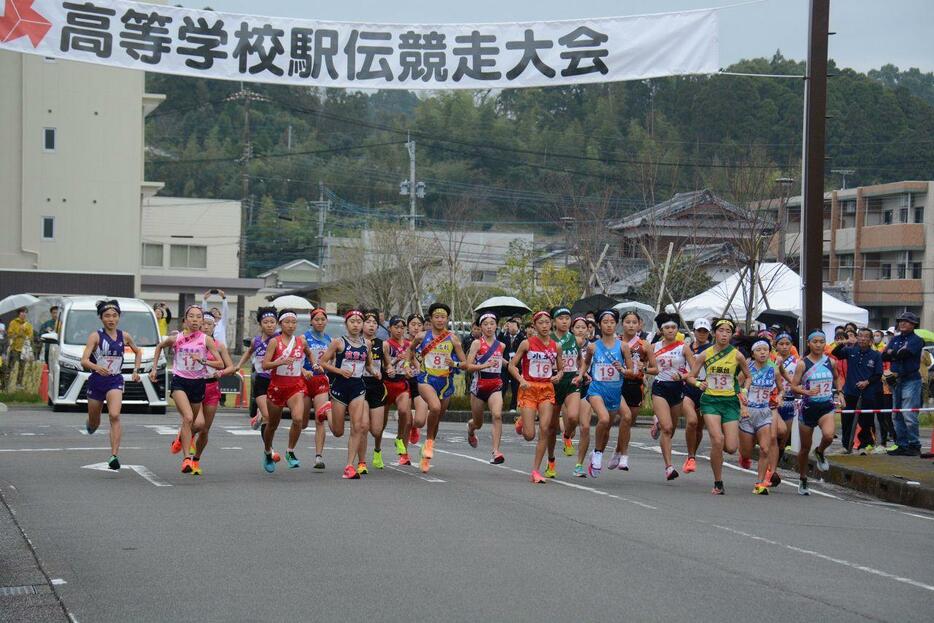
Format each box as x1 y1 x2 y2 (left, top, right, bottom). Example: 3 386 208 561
1 407 932 622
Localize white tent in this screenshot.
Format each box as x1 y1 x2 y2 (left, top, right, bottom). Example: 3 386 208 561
666 263 868 332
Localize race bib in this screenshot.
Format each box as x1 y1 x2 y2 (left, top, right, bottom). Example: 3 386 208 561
100 355 122 375
707 372 732 391
527 359 552 379
593 363 619 382
425 352 449 370
180 353 204 373
394 359 408 375
342 359 365 378
809 380 832 398
563 354 578 373
486 356 503 374
276 358 302 377
749 387 772 406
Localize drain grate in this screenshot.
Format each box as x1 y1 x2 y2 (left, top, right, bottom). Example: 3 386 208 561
0 584 52 597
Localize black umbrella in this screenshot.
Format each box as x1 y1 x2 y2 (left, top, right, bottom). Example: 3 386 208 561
570 294 619 315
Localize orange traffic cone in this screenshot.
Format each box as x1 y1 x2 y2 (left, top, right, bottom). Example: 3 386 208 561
38 364 49 403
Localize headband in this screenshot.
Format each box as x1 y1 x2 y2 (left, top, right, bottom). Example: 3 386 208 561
660 321 678 329
98 303 120 316
278 312 297 322
184 304 203 316
260 311 277 321
715 319 735 329
807 330 825 341
363 312 378 321
310 308 327 320
552 307 571 318
532 311 551 322
571 315 588 327
479 313 497 323
775 332 793 343
752 340 770 351
388 315 405 326
598 310 618 322
344 310 364 321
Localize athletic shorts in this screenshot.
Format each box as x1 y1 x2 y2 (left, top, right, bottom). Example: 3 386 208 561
555 373 581 406
267 378 307 408
384 379 409 405
622 379 644 409
651 380 683 407
86 373 124 402
417 373 455 400
408 377 419 399
801 401 835 428
471 377 503 402
253 374 271 398
683 382 703 406
778 400 797 422
304 374 330 398
586 381 623 412
700 393 740 423
517 381 556 409
330 377 366 406
203 380 221 407
364 377 387 409
171 376 206 404
740 406 773 435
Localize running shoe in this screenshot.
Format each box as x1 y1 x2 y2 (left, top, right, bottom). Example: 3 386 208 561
399 453 411 466
798 479 810 496
711 482 725 495
467 425 478 448
618 455 630 471
357 462 368 475
530 470 546 484
373 450 384 470
562 436 574 456
814 449 830 471
313 455 326 470
862 444 874 455
650 416 660 440
769 470 782 487
85 420 96 435
170 436 182 455
665 465 679 481
263 453 276 473
514 416 523 436
588 451 602 478
490 452 505 465
286 451 300 469
342 465 360 479
873 445 888 455
409 426 421 445
181 457 193 474
885 442 899 452
108 455 120 470
421 439 434 460
739 456 752 470
608 452 622 470
271 450 281 463
753 483 769 495
250 414 262 430
573 464 586 477
544 460 557 478
682 456 697 473
394 438 406 456
191 460 202 476
420 456 431 473
189 440 197 455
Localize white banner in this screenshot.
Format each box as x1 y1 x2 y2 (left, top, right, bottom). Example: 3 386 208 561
0 0 719 90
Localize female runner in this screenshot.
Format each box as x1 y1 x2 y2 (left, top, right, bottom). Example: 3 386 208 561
570 316 594 477
193 312 235 475
359 311 388 471
404 313 427 447
680 318 713 473
738 340 786 494
465 312 507 464
302 308 333 470
551 307 582 467
384 316 414 465
609 310 658 472
235 307 280 462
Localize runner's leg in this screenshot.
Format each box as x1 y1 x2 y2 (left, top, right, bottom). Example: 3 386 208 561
104 389 123 457
704 414 725 483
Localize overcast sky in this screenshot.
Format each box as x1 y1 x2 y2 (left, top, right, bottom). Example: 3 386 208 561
178 0 932 72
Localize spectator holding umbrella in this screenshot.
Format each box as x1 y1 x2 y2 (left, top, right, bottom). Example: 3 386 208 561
832 328 883 453
1 308 33 390
882 312 924 456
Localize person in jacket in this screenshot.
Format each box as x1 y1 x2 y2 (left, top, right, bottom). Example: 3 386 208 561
832 328 883 453
1 308 33 390
882 312 924 456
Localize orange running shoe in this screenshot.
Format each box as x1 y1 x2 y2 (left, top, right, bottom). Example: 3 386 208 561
514 416 523 435
530 470 546 484
357 462 368 475
271 450 281 463
739 456 752 470
342 465 360 479
170 435 182 454
682 456 697 473
180 457 193 473
191 460 202 476
422 439 434 460
420 456 431 473
409 426 421 445
398 453 411 466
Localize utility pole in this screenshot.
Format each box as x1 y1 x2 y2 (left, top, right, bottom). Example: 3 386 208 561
316 182 330 271
775 177 795 264
400 136 426 312
801 0 830 343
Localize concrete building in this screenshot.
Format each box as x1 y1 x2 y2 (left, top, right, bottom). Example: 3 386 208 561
766 180 932 329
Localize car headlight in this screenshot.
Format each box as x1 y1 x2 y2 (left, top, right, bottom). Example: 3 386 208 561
60 355 82 371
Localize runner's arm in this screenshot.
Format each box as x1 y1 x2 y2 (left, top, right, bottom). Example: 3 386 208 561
234 341 257 371
79 332 106 375
620 342 634 373
577 343 594 383
551 343 564 383
508 341 529 385
462 339 483 372
203 336 226 370
643 342 659 375
790 360 810 396
317 339 344 376
680 345 695 384
449 334 469 371
124 332 143 381
217 342 235 376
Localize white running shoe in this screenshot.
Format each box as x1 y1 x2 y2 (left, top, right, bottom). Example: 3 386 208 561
608 452 622 470
798 480 810 496
619 455 629 471
814 449 830 472
588 451 603 478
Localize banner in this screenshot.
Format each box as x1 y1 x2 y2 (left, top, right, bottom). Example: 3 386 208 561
0 0 719 90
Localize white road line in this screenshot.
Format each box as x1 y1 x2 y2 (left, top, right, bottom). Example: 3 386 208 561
385 464 445 483
141 425 179 436
711 523 934 593
81 462 172 487
433 447 657 510
0 447 143 453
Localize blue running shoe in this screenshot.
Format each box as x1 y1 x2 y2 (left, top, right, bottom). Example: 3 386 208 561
263 452 276 473
286 451 300 469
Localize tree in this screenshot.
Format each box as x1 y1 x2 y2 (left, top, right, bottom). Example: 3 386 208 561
498 240 581 312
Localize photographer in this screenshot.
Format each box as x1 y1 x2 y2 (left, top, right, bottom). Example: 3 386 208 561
201 289 229 347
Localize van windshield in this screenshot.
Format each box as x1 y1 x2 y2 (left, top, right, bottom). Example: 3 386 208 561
64 311 160 347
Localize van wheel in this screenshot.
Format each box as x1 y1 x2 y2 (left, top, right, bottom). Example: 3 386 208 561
149 406 167 415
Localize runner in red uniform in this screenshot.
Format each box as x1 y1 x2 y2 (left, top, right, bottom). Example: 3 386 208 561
383 316 414 465
465 312 507 464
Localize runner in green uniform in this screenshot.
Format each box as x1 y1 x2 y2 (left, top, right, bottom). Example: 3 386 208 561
550 307 584 475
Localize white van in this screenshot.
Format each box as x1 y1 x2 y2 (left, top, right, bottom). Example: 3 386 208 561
41 297 167 413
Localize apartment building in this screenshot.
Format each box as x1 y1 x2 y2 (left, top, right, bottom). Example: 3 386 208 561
768 180 932 329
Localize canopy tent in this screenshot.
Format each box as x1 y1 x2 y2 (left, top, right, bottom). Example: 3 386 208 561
666 263 868 332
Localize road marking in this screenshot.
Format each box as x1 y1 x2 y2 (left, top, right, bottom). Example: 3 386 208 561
221 427 259 436
0 447 142 453
221 446 243 450
50 578 67 586
142 425 179 436
82 462 172 487
385 464 445 483
711 523 934 593
433 447 657 510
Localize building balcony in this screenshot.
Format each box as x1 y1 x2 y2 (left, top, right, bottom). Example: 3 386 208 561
855 278 923 306
859 224 925 252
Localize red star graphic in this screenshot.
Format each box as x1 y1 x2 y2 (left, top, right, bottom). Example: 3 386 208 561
0 0 52 47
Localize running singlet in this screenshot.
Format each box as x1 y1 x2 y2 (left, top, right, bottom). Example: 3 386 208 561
270 335 306 379
386 338 411 377
303 330 331 376
747 361 778 409
475 338 505 379
589 338 624 385
91 329 124 375
364 337 384 378
703 345 739 397
419 331 454 377
779 354 798 400
336 336 368 378
555 332 579 374
522 335 558 382
654 340 686 382
692 341 714 381
623 336 646 381
251 334 273 378
174 331 208 380
802 356 835 404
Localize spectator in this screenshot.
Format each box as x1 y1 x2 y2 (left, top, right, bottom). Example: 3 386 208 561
463 320 482 354
498 317 525 412
376 311 390 341
37 305 60 364
1 308 34 390
872 330 886 353
201 289 229 346
154 304 172 337
882 311 924 456
832 328 883 453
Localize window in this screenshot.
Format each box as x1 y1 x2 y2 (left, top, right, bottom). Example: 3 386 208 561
169 244 207 269
839 200 856 228
881 264 891 280
899 206 909 223
43 128 56 151
141 243 163 267
914 205 924 224
837 254 854 282
912 262 923 280
41 216 54 240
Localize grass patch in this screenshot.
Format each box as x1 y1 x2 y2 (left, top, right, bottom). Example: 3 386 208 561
0 389 43 404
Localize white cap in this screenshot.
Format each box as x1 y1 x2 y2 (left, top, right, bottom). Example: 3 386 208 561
693 318 712 332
